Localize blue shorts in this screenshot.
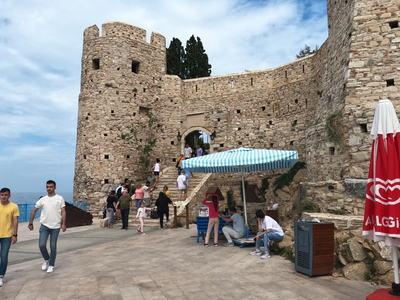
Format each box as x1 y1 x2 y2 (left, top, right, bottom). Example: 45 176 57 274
154 171 160 176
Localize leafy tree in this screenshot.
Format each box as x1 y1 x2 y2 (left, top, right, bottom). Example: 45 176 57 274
296 44 319 59
166 38 185 78
184 35 212 79
121 112 157 170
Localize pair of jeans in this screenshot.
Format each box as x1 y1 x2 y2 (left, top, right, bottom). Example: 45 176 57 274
135 199 142 208
0 237 11 276
39 225 60 267
120 209 130 229
255 231 284 251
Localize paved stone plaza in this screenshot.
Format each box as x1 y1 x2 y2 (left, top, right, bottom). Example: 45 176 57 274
0 220 384 299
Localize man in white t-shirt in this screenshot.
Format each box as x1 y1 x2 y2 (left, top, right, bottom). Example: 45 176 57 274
28 180 66 273
176 170 187 201
184 144 193 159
142 181 155 207
249 209 284 259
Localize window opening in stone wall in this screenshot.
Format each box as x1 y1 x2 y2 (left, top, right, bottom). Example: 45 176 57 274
290 141 294 146
104 155 109 159
170 99 173 102
238 127 241 131
329 147 335 155
92 58 100 70
171 141 175 145
116 91 119 95
220 144 224 147
83 155 87 159
172 158 177 163
104 133 108 136
143 88 146 92
87 113 91 116
238 141 242 145
262 106 266 111
236 110 241 113
285 71 287 79
269 121 272 125
387 79 395 86
117 68 120 71
292 120 297 126
85 116 89 120
126 155 130 159
389 21 399 29
132 60 139 73
295 99 298 104
217 118 220 122
270 143 274 148
111 110 114 113
196 85 198 92
104 179 109 184
302 65 305 73
133 113 136 116
251 78 253 86
139 106 150 115
360 124 367 133
305 99 308 109
231 81 235 88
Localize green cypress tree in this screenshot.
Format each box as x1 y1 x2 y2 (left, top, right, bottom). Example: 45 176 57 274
183 35 212 79
166 38 185 78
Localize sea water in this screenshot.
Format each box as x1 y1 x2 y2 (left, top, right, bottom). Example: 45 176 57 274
9 192 74 205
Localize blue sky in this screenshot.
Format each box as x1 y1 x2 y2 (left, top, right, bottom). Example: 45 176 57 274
0 0 327 193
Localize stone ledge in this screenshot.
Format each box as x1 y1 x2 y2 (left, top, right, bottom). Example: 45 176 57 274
301 212 363 230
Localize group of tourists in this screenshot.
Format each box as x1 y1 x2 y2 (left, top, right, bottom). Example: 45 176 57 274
0 180 66 287
105 158 174 234
201 193 284 259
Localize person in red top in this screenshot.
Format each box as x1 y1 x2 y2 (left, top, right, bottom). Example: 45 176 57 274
202 194 220 247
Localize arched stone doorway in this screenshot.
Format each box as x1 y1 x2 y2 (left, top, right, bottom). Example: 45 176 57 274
181 127 214 156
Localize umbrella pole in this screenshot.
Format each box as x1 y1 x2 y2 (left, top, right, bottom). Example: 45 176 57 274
241 171 249 239
390 246 400 296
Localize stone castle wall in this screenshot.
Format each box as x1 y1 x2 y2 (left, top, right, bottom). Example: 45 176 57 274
74 0 400 214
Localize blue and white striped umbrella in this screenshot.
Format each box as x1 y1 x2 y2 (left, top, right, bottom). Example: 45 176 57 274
181 147 298 231
180 148 298 173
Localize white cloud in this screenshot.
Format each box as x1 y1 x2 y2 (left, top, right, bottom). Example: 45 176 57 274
0 0 327 192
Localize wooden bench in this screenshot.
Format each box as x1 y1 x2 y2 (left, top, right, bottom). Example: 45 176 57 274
195 217 226 243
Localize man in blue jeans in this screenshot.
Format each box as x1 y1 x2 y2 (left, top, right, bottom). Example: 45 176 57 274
0 188 19 287
249 209 284 259
28 180 67 273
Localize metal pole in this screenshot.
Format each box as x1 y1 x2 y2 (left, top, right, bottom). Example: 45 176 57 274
241 171 249 238
393 246 399 284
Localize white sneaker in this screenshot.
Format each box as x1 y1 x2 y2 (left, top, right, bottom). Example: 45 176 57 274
47 266 54 273
261 253 271 259
0 277 3 287
42 260 49 271
249 249 262 255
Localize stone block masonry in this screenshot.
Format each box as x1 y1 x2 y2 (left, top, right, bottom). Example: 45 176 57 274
74 0 400 215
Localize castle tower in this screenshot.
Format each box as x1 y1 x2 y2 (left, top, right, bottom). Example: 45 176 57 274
73 22 169 205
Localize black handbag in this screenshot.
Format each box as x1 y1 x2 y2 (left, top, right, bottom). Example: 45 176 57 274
150 210 159 219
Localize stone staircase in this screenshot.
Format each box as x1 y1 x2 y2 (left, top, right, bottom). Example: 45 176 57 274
125 167 210 229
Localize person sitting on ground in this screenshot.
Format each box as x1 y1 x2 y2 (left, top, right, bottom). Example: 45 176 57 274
155 191 173 229
249 209 284 259
219 207 245 246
